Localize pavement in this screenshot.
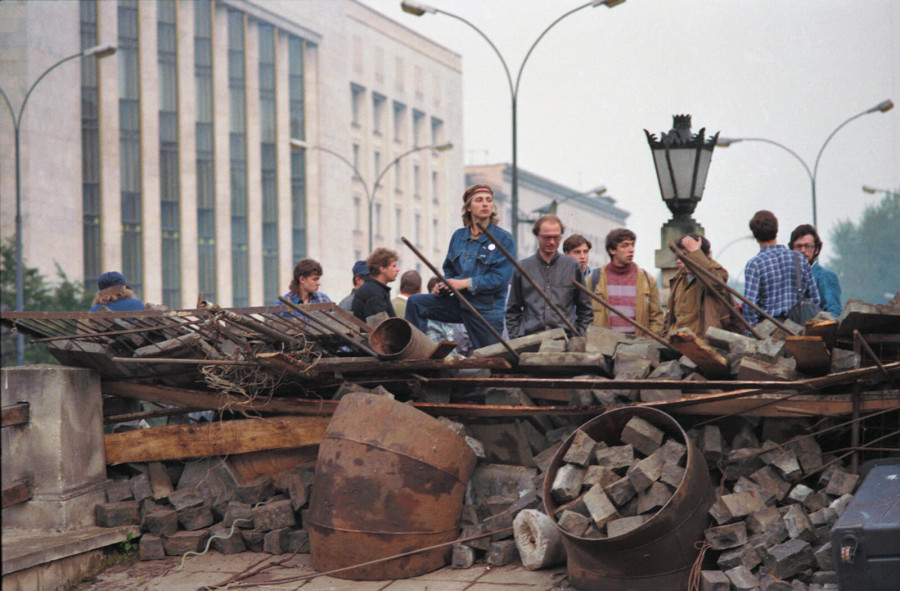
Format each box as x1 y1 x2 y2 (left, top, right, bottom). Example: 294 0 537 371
72 551 571 591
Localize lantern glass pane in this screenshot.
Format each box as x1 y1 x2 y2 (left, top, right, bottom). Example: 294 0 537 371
652 149 674 200
692 150 713 199
670 149 698 201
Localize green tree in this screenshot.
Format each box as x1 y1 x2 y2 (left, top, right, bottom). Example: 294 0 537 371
1 238 94 366
827 190 900 305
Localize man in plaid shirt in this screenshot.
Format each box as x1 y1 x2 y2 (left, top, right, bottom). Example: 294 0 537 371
743 210 820 326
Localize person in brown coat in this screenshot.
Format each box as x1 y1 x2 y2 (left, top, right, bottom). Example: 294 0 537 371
664 234 733 337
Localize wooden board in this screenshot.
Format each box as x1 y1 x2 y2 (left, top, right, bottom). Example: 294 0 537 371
668 331 731 378
669 392 900 417
804 320 838 350
104 415 330 464
1 402 30 427
785 336 832 376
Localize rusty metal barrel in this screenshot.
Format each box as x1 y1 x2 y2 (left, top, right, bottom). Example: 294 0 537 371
369 317 437 360
307 393 476 580
543 406 714 591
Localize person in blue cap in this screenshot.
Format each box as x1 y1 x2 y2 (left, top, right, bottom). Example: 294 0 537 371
89 271 145 312
338 259 369 312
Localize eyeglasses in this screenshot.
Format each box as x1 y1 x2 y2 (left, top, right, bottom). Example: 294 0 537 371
538 234 562 242
794 243 816 251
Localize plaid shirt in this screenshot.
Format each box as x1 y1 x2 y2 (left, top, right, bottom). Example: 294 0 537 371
743 245 820 326
278 291 331 306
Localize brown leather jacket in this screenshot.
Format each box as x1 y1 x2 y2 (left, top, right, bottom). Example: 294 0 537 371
664 250 730 337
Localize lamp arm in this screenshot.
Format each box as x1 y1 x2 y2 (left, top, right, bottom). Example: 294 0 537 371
438 10 514 100
306 144 370 199
514 1 595 96
372 144 437 196
739 137 812 182
812 109 869 183
0 86 15 129
16 52 85 128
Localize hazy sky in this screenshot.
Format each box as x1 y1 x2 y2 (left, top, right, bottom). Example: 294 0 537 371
359 0 899 277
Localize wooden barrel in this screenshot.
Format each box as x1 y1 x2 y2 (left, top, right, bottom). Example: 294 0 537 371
307 393 476 580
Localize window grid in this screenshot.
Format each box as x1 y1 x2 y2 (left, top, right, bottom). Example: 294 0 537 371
195 0 216 302
119 0 143 297
228 9 249 307
289 36 307 263
259 24 278 302
80 0 100 288
159 0 181 309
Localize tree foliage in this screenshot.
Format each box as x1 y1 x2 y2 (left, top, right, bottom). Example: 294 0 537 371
827 191 900 305
1 238 94 366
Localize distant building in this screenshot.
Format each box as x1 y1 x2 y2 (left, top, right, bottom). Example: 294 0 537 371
0 0 462 308
466 164 630 270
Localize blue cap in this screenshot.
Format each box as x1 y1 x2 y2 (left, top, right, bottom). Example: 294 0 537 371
98 271 127 290
352 260 369 276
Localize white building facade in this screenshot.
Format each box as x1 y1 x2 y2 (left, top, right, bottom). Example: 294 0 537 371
0 0 462 308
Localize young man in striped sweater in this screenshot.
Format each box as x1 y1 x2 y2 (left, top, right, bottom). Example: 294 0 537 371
587 228 664 337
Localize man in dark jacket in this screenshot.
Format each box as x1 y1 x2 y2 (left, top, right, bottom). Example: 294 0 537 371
352 248 400 323
506 215 592 338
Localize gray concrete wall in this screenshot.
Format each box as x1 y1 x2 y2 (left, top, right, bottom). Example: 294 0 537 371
2 366 107 531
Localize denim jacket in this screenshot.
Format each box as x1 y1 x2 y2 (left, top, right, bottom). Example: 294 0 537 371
443 224 516 314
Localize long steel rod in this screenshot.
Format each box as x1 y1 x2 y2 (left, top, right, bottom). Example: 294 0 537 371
477 222 579 335
570 280 679 354
667 242 763 339
401 237 519 360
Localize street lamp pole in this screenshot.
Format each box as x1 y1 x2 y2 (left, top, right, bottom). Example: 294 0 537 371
290 139 452 252
0 43 116 366
400 0 625 246
717 98 893 228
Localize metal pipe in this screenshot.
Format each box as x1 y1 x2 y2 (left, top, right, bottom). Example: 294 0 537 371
401 237 519 360
477 222 579 336
570 280 679 354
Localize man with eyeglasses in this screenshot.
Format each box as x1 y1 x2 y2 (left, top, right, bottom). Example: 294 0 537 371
789 224 841 316
587 228 664 336
505 214 592 338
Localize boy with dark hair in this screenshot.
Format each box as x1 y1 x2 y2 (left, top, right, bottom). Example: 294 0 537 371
789 223 841 316
587 228 663 335
352 248 400 322
280 259 330 305
743 210 819 326
665 234 733 336
563 234 592 279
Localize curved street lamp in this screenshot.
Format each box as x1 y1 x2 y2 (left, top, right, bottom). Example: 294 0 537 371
0 43 117 366
290 139 453 252
717 98 893 228
400 0 626 245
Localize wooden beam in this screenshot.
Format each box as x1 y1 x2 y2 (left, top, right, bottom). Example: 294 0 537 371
104 415 331 464
2 474 33 508
669 330 731 378
669 392 900 417
784 336 832 376
1 402 30 428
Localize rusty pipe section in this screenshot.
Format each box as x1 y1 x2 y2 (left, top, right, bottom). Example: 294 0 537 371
369 317 438 361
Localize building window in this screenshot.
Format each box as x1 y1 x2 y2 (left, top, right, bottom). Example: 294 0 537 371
228 9 249 307
433 218 439 251
395 207 402 238
394 160 402 192
412 109 425 146
432 171 439 205
352 143 361 176
353 197 361 231
414 212 422 246
374 203 382 237
351 84 364 127
289 36 307 263
393 101 406 142
80 0 100 288
413 164 421 197
158 0 180 309
374 150 381 180
372 93 386 135
260 24 278 302
119 0 143 298
195 0 216 302
431 117 444 145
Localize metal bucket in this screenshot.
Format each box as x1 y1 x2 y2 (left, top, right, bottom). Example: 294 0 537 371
543 407 714 591
307 393 476 580
368 317 437 360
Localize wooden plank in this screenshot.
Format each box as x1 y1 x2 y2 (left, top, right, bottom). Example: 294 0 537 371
785 336 832 376
804 320 838 349
668 330 731 378
1 402 30 428
2 475 33 508
428 341 458 359
671 392 900 417
104 415 331 464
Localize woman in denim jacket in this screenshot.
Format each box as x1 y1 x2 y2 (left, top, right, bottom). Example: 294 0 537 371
405 184 515 350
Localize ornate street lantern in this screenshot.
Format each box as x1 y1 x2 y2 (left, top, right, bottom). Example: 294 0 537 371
644 114 718 221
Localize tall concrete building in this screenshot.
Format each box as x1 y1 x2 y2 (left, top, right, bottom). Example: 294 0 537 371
0 0 462 308
466 164 629 272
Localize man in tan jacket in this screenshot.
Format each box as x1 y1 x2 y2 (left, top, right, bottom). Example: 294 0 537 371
664 234 734 337
588 228 664 336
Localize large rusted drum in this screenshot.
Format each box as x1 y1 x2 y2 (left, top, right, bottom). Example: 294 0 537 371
308 393 476 580
543 407 714 591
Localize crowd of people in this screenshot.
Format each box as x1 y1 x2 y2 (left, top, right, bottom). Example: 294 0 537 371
89 183 841 353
